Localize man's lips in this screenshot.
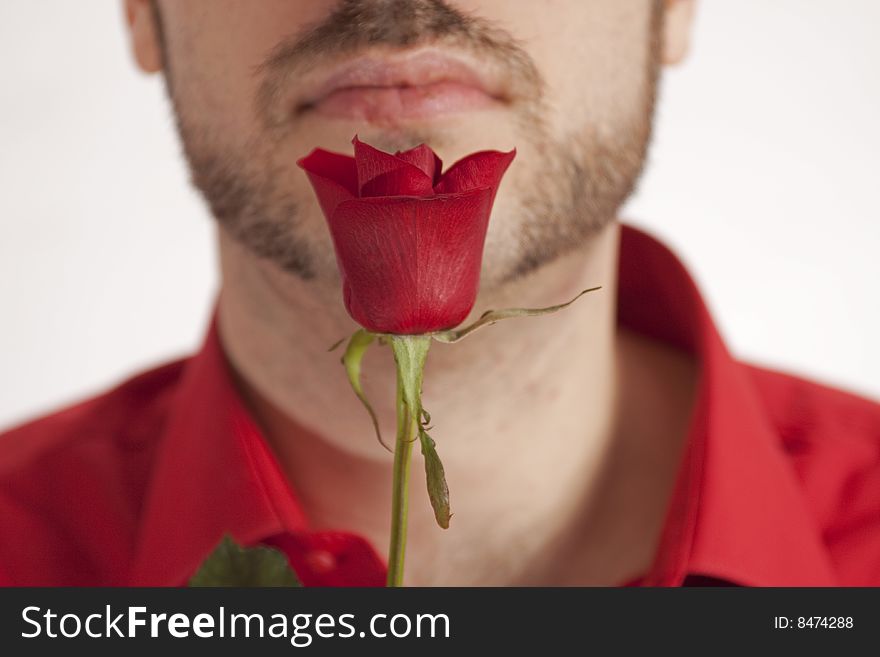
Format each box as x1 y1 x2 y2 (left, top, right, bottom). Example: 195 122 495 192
305 81 498 121
294 50 507 121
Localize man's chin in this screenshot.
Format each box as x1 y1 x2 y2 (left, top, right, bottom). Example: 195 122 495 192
287 109 520 162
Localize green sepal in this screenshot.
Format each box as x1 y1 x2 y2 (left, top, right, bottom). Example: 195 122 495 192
419 427 451 529
431 286 602 344
388 336 450 530
188 534 302 587
342 329 390 452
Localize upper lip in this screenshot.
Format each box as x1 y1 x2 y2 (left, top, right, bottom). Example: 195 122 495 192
294 48 510 112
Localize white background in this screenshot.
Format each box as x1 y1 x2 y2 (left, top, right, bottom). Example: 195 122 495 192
1 1 878 429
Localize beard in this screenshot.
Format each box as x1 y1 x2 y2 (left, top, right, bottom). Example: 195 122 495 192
154 0 661 288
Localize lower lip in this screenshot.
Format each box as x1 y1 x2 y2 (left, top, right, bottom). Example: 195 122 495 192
302 81 498 121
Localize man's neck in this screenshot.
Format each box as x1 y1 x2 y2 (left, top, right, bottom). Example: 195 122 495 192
215 222 696 585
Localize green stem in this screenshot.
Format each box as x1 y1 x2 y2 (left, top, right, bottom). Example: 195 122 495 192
386 335 431 587
386 382 416 586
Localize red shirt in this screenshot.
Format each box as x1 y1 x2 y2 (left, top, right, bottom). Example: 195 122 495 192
1 226 878 586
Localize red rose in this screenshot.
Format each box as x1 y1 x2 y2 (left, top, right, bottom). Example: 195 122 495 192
297 136 515 334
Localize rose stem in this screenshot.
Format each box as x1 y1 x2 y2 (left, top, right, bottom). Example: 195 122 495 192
386 335 431 587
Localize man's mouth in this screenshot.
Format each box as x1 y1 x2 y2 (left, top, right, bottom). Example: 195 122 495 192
294 49 509 122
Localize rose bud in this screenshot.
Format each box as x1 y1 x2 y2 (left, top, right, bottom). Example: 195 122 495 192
297 136 515 335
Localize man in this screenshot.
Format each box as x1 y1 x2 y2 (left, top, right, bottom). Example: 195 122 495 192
1 0 878 586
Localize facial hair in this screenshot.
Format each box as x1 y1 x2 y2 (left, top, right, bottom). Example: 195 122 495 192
153 0 662 287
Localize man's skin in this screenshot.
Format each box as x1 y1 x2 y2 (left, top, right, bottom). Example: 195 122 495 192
124 0 698 585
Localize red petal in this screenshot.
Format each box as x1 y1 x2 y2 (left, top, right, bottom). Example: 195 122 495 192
394 144 443 184
359 167 438 198
297 149 358 218
352 136 434 197
434 149 516 201
326 189 494 334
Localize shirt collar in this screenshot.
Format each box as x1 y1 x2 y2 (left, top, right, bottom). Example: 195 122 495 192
618 225 837 586
130 224 838 586
128 318 310 585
